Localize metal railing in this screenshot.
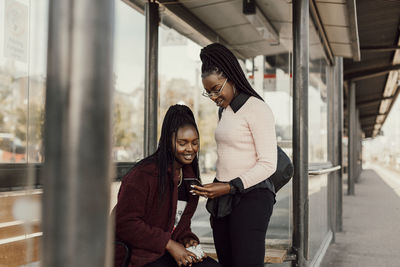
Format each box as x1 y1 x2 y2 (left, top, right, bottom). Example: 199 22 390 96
308 165 341 176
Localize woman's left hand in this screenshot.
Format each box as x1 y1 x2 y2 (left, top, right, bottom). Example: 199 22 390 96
182 238 198 248
190 183 230 199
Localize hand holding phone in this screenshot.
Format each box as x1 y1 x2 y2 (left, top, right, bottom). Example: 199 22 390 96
184 178 203 187
186 244 205 260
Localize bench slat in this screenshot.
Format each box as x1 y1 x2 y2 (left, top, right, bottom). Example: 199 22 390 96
0 235 40 266
0 192 41 223
0 222 41 240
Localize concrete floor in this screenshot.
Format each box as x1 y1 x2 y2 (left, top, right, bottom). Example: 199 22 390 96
321 165 400 267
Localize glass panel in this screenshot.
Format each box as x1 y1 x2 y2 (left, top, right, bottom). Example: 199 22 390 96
309 20 328 164
263 53 293 242
0 0 46 164
1 0 29 163
157 25 216 238
0 0 48 266
308 173 329 259
112 1 145 162
308 17 330 262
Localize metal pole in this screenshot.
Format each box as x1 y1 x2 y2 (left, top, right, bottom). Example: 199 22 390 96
43 0 114 266
144 2 159 157
347 82 356 195
327 61 337 242
336 57 344 232
355 109 360 182
292 0 309 266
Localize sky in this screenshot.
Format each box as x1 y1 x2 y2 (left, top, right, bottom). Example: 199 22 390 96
114 0 202 94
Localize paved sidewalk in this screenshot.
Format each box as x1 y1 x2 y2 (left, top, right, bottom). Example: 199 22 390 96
321 166 400 267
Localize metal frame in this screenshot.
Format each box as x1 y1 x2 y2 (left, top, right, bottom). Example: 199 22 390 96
347 82 356 195
326 56 345 241
292 0 309 266
42 0 114 265
144 2 159 157
337 57 344 232
0 162 135 191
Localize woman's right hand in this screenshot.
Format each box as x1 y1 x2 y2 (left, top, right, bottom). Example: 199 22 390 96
166 239 198 266
191 182 231 199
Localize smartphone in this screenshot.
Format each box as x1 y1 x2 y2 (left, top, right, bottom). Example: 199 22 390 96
184 178 203 187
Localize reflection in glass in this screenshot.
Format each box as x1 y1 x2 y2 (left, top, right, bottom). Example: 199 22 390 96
307 17 330 263
308 173 329 260
112 1 145 162
0 0 48 265
157 25 217 238
263 53 293 242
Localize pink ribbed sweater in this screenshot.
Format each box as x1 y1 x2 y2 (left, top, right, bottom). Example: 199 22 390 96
215 96 277 189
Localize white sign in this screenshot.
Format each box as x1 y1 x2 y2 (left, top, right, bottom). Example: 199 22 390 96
4 0 29 63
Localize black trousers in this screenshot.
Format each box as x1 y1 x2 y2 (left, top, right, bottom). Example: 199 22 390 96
144 253 221 267
211 188 274 267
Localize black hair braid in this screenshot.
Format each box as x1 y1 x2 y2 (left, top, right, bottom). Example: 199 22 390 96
200 43 264 101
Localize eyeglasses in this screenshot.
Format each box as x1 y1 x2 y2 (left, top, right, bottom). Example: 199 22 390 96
202 78 228 98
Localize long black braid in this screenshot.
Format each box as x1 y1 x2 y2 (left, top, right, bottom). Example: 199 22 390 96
133 104 200 200
200 43 264 101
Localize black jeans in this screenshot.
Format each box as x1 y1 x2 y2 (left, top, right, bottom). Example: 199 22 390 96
211 188 274 267
144 253 221 267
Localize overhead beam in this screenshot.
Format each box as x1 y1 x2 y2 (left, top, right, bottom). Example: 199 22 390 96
310 0 334 65
359 113 387 120
361 45 400 52
123 0 145 14
356 96 393 108
346 0 360 61
363 125 378 130
344 64 400 81
362 122 381 127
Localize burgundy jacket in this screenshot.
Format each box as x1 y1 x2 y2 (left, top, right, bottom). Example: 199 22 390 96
114 159 200 267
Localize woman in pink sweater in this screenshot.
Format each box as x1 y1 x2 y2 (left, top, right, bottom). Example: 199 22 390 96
192 43 277 267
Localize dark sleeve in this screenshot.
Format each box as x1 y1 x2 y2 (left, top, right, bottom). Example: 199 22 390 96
115 170 171 254
229 177 245 194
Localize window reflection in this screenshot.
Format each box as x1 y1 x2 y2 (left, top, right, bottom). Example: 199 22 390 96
0 0 47 164
0 0 48 266
157 26 218 239
262 53 293 241
112 1 145 162
308 18 330 263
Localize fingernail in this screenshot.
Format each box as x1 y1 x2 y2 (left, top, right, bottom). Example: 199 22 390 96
190 185 195 188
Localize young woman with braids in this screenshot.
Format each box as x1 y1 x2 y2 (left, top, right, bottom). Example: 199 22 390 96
114 104 220 267
191 43 277 267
